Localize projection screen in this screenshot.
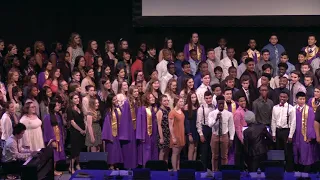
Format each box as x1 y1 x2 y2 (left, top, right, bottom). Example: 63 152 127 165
132 0 320 27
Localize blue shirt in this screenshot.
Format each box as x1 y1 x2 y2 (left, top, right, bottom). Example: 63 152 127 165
189 59 200 76
193 72 202 89
285 62 296 75
262 43 285 68
174 60 183 77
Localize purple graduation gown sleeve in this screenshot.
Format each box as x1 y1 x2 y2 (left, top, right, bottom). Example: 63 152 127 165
183 44 190 61
102 112 113 141
37 72 46 89
43 114 55 143
136 107 146 141
119 100 132 141
200 45 206 61
307 107 316 139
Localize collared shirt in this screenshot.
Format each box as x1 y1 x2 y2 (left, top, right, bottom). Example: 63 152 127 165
208 109 235 140
243 87 250 102
262 43 285 68
234 107 247 142
237 63 247 79
214 46 227 61
2 135 31 162
255 60 273 78
272 74 289 89
207 58 221 81
196 83 211 105
311 58 320 74
189 59 200 76
196 104 215 136
220 57 238 80
271 103 296 138
288 81 306 105
1 113 13 141
253 97 274 125
156 59 169 81
160 72 177 94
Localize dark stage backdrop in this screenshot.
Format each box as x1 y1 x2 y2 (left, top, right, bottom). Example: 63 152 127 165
0 1 318 64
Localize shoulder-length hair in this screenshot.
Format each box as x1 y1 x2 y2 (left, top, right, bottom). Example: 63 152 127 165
48 101 59 126
86 40 101 56
68 32 82 49
128 85 141 107
141 92 154 107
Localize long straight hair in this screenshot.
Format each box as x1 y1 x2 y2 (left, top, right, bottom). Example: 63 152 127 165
186 91 200 119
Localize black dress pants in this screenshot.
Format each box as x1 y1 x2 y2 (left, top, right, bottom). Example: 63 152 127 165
199 125 212 170
276 128 294 172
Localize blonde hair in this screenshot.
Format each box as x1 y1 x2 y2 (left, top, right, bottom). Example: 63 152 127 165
68 32 82 49
7 68 19 85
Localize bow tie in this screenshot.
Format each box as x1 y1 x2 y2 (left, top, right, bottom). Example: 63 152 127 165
279 103 284 107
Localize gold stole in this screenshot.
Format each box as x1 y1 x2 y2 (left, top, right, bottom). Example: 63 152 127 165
189 44 202 60
301 105 309 142
146 107 152 136
311 98 318 112
111 108 122 137
130 104 137 130
53 125 62 152
305 46 319 60
224 100 236 114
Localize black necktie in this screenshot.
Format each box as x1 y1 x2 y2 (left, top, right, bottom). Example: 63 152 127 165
289 83 295 105
220 48 224 60
231 59 235 67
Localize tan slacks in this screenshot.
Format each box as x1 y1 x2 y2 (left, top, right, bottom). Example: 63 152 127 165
210 134 229 171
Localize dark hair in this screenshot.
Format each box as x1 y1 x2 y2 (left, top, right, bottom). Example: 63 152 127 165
181 61 190 68
223 87 233 94
237 93 246 101
186 91 200 119
48 67 62 81
226 47 234 51
211 84 221 91
228 66 236 72
280 89 290 96
13 123 26 135
189 49 197 54
278 62 288 70
85 85 95 92
27 85 38 100
241 52 248 58
93 56 103 68
167 62 175 69
301 62 310 67
261 49 270 54
216 95 225 101
106 93 116 113
240 75 250 83
245 58 254 64
42 60 52 72
148 44 156 51
86 40 101 56
206 48 215 54
214 66 223 72
261 73 272 81
296 91 306 98
262 64 272 71
74 56 85 68
197 61 207 74
204 91 212 97
48 101 59 126
12 86 22 97
41 86 52 106
291 70 301 78
298 51 307 56
159 94 168 103
281 51 288 57
201 71 210 78
224 76 234 82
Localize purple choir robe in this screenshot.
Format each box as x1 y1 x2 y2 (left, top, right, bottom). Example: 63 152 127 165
43 114 66 162
307 98 319 112
37 72 46 89
301 46 320 64
183 44 206 61
136 106 158 166
226 102 238 165
102 109 123 165
119 100 137 169
293 105 319 165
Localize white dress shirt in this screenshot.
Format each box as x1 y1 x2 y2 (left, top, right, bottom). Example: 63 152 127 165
271 102 296 138
1 113 13 141
220 57 238 80
196 83 211 106
196 103 215 136
214 47 227 61
160 72 177 94
156 60 168 81
237 63 247 79
208 109 235 140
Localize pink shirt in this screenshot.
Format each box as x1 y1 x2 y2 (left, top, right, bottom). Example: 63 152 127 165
233 106 247 142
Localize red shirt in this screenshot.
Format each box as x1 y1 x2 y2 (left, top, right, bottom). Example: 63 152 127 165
131 59 143 81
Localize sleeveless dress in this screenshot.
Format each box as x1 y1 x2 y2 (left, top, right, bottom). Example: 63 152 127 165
70 46 84 71
158 107 170 149
85 111 102 147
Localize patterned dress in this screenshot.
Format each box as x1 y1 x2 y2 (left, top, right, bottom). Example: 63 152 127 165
85 111 102 147
70 46 84 71
158 107 170 149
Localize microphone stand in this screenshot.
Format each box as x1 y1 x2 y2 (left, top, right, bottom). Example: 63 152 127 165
218 112 222 171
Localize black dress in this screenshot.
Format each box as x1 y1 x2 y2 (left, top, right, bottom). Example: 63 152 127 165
67 107 85 158
158 107 170 149
184 109 199 143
